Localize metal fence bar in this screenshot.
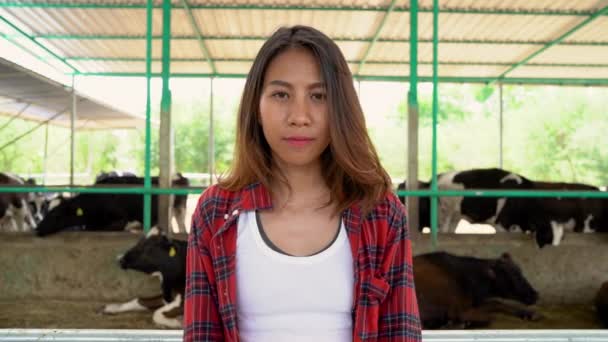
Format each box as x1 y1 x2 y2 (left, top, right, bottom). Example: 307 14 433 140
3 186 607 198
2 329 608 341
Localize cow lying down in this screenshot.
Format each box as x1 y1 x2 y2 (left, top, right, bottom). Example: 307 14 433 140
101 227 186 328
415 251 542 329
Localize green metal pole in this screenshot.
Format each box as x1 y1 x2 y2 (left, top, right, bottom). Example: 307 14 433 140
0 103 29 133
430 0 439 247
181 0 216 73
0 15 78 74
143 0 153 233
357 0 398 75
407 0 420 238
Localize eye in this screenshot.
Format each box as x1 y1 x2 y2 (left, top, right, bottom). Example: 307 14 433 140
271 91 289 100
311 92 326 102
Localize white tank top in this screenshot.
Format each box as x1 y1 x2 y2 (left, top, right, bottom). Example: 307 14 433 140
236 210 354 342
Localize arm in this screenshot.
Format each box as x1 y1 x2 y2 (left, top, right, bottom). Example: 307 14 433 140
183 195 224 342
378 195 422 341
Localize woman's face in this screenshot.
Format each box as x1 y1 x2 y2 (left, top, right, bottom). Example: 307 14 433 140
259 47 330 171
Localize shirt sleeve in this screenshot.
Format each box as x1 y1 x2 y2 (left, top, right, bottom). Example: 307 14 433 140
378 194 422 341
183 192 225 342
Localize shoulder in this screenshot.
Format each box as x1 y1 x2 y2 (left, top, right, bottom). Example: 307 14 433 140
367 191 407 223
361 191 408 242
191 184 241 240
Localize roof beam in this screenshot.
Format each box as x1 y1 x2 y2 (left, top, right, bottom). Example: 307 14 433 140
498 5 608 80
72 72 608 86
0 2 606 16
180 0 216 73
0 15 79 73
63 56 608 68
357 0 398 75
21 34 608 46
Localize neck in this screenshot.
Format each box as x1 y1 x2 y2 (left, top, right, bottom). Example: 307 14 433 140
270 160 330 210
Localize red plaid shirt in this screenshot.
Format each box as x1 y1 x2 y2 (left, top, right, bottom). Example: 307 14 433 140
184 182 421 341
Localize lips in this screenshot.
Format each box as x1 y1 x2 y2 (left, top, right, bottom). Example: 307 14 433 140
284 136 314 147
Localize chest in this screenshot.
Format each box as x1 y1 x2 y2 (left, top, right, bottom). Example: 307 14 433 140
258 207 341 257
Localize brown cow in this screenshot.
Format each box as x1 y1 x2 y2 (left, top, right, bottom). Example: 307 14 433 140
414 251 542 329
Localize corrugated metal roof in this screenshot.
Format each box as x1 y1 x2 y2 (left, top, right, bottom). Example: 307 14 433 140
0 57 147 129
0 0 607 85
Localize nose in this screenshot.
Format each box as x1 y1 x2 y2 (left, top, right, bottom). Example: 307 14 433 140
287 96 312 127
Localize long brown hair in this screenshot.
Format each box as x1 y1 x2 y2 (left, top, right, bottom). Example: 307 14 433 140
219 25 392 214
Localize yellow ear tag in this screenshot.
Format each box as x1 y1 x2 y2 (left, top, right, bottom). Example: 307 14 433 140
76 208 84 216
169 247 176 257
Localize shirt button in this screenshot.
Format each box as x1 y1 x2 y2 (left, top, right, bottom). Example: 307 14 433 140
224 214 229 220
232 210 239 216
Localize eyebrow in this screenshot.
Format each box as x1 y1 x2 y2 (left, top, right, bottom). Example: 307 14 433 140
267 80 326 90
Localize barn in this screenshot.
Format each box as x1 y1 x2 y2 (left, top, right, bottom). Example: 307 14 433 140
1 0 608 340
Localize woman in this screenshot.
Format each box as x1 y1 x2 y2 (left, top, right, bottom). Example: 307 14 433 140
184 25 421 342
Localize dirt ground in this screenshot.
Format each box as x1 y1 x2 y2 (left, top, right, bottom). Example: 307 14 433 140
0 299 602 330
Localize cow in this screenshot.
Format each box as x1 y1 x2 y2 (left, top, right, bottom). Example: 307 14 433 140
95 170 137 183
398 168 607 248
414 251 541 329
35 174 190 236
0 172 38 232
525 181 605 247
101 227 186 328
595 281 608 328
397 168 534 234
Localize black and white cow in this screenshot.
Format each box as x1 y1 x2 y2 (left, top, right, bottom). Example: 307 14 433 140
399 168 607 248
397 168 534 234
596 281 608 328
102 227 186 328
35 174 189 236
415 251 541 329
95 170 137 183
0 172 38 232
525 181 605 247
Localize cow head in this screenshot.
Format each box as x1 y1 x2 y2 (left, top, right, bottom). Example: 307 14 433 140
118 227 180 274
534 222 554 249
489 253 538 305
35 196 87 236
